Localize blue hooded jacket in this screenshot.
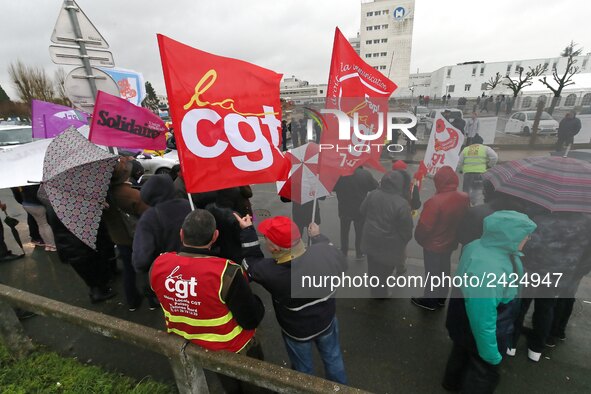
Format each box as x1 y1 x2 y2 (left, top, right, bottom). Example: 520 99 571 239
446 210 537 365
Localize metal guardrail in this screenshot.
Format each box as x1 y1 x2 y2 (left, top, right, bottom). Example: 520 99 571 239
0 284 368 394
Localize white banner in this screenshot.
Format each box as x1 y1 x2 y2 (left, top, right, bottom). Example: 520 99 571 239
422 113 465 176
0 139 52 189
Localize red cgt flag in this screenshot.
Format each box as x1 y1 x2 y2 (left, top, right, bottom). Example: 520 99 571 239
157 34 290 193
319 27 398 190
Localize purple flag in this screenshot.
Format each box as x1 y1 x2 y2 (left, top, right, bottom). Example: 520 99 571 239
32 100 89 138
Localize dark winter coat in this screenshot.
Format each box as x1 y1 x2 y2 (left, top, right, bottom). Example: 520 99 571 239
333 167 378 219
521 211 591 296
557 116 582 137
240 226 346 340
415 166 470 253
103 182 149 246
360 171 414 261
205 201 243 264
132 175 192 272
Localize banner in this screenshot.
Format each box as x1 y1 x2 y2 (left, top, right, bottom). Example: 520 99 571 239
31 100 88 138
157 34 290 193
319 27 398 191
0 138 52 188
100 67 146 106
415 113 464 183
88 91 167 150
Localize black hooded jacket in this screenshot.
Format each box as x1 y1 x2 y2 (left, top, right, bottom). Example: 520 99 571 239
360 171 414 261
132 175 192 272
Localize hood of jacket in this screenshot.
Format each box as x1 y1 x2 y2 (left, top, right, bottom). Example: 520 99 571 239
379 171 405 196
140 174 176 206
434 166 459 193
480 210 537 253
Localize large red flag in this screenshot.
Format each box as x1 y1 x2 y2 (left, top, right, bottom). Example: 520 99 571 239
320 27 398 190
89 91 167 150
157 34 289 193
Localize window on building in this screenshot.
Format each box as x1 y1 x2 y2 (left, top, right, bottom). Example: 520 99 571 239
373 53 379 57
543 61 549 69
583 59 588 69
515 63 521 73
564 94 577 106
382 24 388 29
552 62 558 70
366 40 372 45
522 96 532 108
472 67 476 76
506 64 512 75
446 69 451 78
375 25 381 30
380 52 387 57
367 12 373 16
380 65 387 70
465 84 471 92
365 54 371 58
448 85 455 93
367 26 373 31
582 93 591 106
480 82 488 90
381 38 388 43
320 90 323 94
480 67 485 76
375 10 381 15
373 39 379 44
384 9 389 14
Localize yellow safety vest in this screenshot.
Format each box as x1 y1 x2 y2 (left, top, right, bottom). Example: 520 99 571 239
462 144 488 173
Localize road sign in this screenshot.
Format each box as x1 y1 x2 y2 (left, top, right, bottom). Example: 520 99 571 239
49 45 114 68
64 67 119 112
51 0 109 49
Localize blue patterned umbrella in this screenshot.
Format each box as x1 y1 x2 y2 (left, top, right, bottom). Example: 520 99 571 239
42 127 118 249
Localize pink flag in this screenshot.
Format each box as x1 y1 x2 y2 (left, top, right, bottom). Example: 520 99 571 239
89 91 167 150
32 100 88 138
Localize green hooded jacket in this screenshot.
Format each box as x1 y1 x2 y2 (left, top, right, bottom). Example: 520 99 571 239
455 210 537 365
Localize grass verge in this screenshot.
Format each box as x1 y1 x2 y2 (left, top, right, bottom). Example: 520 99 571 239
0 342 175 393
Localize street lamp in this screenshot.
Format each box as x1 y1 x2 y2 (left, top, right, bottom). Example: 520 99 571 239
409 85 415 113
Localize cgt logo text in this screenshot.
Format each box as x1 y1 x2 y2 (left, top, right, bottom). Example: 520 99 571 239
317 110 417 154
165 266 198 299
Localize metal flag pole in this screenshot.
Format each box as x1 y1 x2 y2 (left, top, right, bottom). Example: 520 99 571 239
187 193 195 211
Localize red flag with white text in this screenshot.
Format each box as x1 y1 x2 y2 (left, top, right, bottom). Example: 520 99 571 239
319 27 398 191
157 34 290 193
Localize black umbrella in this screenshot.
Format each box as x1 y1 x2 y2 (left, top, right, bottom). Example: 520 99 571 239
3 211 25 255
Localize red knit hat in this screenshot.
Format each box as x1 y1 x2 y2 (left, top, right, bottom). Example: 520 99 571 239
391 160 408 170
258 216 301 248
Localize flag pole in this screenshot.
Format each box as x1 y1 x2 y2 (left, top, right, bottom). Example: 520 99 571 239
187 192 195 211
308 173 320 246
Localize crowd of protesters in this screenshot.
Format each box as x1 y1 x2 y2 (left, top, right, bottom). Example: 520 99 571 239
1 148 590 394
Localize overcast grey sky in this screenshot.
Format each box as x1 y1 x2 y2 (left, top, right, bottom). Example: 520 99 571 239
1 0 590 101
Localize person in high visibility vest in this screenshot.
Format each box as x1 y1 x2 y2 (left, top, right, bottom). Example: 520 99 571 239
457 134 498 206
150 209 265 392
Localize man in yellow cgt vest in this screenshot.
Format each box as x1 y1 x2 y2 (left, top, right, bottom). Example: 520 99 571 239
457 134 498 206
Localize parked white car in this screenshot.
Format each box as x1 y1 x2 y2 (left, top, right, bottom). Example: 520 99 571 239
135 150 179 175
504 111 558 135
0 125 33 152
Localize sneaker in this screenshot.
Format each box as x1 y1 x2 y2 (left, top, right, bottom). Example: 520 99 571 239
44 245 57 252
506 348 516 357
31 239 45 247
411 297 437 311
546 337 557 348
128 297 143 312
527 349 542 362
89 287 117 304
147 296 160 311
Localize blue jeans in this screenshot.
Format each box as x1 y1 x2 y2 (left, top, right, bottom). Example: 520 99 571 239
282 318 347 384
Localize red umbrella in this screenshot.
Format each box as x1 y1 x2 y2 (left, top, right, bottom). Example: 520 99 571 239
276 142 331 204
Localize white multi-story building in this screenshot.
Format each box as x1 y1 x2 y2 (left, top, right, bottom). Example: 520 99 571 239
280 76 327 105
349 33 361 55
358 0 415 95
409 54 591 109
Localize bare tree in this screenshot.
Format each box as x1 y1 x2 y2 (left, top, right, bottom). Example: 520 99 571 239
503 64 547 98
484 72 502 90
539 41 583 114
8 60 55 105
54 67 71 106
